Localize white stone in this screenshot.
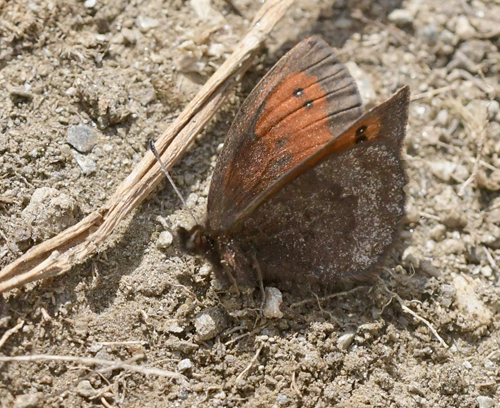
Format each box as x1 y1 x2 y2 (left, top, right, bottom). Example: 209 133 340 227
263 287 283 319
455 15 476 40
477 396 494 408
177 358 192 372
388 9 414 25
337 333 355 350
157 231 173 249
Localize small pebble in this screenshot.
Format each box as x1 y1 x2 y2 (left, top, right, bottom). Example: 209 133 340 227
430 224 447 241
22 187 77 241
84 0 97 8
455 15 476 40
263 287 284 319
8 85 33 100
13 394 39 408
435 109 449 126
477 396 495 408
487 100 499 119
277 394 288 405
194 307 228 341
121 28 137 44
136 16 160 32
164 318 184 333
429 160 457 182
67 125 98 153
402 246 421 269
177 358 193 372
441 208 467 229
481 265 493 278
76 380 97 398
440 284 457 308
157 231 173 249
438 239 466 255
337 333 355 350
388 9 414 26
178 390 189 400
421 24 438 45
72 151 97 174
198 263 212 277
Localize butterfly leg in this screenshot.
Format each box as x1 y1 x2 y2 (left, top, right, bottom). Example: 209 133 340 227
221 250 241 295
251 252 266 317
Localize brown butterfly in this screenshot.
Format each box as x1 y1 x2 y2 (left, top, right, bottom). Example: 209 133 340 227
177 36 410 289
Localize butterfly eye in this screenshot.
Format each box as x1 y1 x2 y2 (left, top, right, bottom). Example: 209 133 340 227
293 88 304 98
303 100 314 109
355 125 368 144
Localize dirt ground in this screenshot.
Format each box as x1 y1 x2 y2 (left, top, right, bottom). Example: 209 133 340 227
1 0 500 407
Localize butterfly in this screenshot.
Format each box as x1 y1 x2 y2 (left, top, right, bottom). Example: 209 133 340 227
177 36 410 289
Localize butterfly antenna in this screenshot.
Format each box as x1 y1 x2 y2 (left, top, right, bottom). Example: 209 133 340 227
149 140 200 225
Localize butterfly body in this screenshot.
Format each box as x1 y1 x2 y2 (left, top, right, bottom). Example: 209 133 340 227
178 37 410 288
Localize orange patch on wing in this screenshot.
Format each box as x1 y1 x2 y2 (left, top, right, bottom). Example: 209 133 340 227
327 115 383 154
222 71 337 211
254 71 334 168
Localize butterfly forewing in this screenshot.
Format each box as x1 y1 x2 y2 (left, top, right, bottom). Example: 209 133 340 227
233 87 410 282
208 37 363 232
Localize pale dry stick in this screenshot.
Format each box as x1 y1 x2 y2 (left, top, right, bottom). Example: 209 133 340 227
418 211 441 221
380 282 449 349
0 320 24 349
411 84 456 101
289 286 368 308
100 397 114 408
0 0 295 294
235 342 265 383
291 371 303 398
483 247 497 271
224 324 268 346
0 354 186 380
444 98 488 197
95 341 146 346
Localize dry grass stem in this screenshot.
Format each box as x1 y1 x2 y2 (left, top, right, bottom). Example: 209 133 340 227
0 354 186 380
235 342 265 383
290 286 368 308
381 282 449 348
0 320 24 349
444 98 488 196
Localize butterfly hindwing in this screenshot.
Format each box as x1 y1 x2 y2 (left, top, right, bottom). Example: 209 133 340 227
208 37 363 231
234 87 410 283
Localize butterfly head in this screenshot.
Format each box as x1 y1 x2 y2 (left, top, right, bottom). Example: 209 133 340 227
178 225 208 253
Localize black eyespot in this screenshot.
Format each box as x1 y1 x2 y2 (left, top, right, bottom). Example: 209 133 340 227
293 88 304 98
356 125 367 136
355 125 368 144
304 100 313 109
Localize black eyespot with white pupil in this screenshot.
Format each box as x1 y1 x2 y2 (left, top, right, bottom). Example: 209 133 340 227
355 125 368 144
293 88 304 98
304 100 313 109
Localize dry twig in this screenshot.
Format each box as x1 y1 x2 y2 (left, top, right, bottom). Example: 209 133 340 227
0 320 24 349
0 354 186 380
444 98 488 196
0 0 295 294
380 282 448 348
291 370 303 398
290 286 368 308
235 342 265 383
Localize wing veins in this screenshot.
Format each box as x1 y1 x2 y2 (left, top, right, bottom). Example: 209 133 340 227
299 103 363 134
302 53 336 74
262 82 361 137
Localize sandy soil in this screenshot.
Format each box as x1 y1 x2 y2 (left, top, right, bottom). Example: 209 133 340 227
1 0 500 407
